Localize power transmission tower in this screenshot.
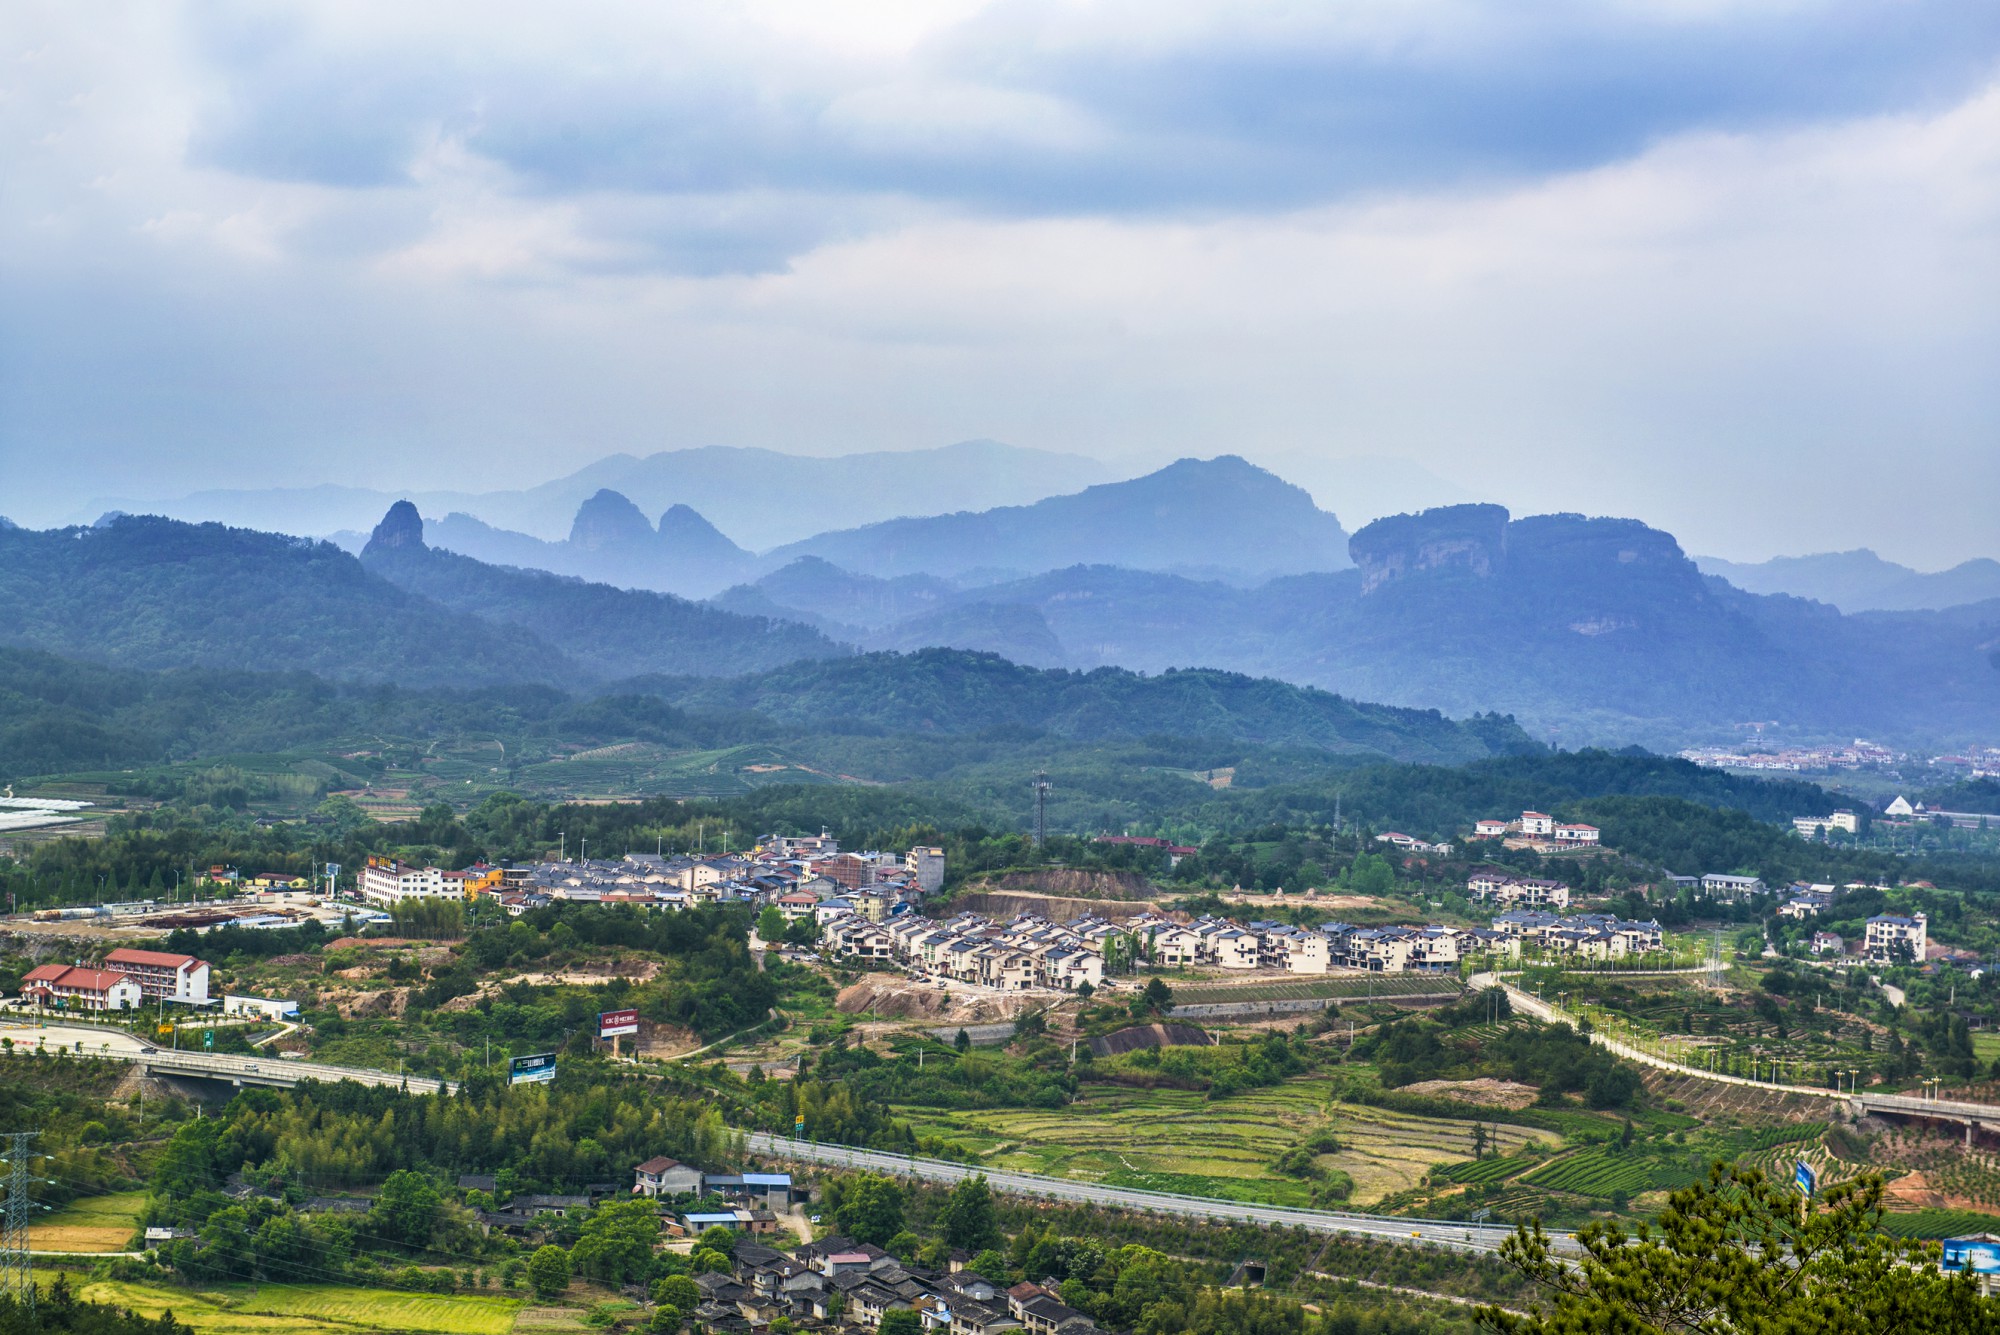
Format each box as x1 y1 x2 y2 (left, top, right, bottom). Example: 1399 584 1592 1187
1032 771 1051 851
0 1131 37 1315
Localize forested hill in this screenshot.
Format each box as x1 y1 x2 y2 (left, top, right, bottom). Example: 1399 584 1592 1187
630 648 1541 763
358 502 842 681
0 515 570 689
0 645 780 782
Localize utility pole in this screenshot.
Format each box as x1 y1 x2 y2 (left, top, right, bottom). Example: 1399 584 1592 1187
1032 772 1051 852
1 1131 37 1315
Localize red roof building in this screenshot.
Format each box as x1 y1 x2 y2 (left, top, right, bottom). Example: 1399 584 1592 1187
103 948 212 1004
21 964 143 1012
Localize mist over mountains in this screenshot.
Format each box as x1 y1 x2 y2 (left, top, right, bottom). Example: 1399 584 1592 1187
87 440 1115 550
1696 549 2000 613
8 450 1998 755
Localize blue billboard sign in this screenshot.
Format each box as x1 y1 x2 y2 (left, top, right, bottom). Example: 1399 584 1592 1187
1794 1160 1816 1197
509 1052 557 1085
1942 1238 2000 1275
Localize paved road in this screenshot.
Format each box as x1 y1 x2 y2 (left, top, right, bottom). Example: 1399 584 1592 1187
2 1021 452 1095
1472 977 1846 1101
745 1133 1568 1255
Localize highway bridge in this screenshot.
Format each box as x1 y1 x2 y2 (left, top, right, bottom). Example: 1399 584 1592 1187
1 1021 452 1095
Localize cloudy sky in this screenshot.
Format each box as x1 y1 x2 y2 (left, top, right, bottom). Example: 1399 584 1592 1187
5 0 1999 565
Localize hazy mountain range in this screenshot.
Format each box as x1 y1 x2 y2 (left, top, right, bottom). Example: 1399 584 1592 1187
1696 549 2000 613
712 503 2000 746
400 455 1347 597
8 457 1998 752
85 440 1116 550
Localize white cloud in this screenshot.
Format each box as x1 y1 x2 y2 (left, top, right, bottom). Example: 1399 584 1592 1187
1 1 1997 569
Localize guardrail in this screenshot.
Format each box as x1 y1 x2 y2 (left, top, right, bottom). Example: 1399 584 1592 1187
134 1048 452 1095
744 1132 1563 1254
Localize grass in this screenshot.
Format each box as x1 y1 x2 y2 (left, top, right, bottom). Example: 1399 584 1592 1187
77 1279 523 1335
30 1190 144 1253
901 1076 1558 1208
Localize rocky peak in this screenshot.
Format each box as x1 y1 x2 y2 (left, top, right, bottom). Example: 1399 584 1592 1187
568 489 656 552
362 500 425 555
1349 503 1511 595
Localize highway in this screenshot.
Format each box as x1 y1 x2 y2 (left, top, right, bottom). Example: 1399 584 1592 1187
744 1133 1567 1255
1 1021 452 1095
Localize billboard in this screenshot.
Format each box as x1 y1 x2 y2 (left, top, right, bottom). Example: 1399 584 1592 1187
599 1009 639 1040
1794 1160 1816 1197
509 1052 558 1085
1942 1238 2000 1275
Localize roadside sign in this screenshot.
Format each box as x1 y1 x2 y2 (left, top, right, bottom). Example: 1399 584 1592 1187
1794 1160 1816 1197
509 1052 557 1085
157 1024 173 1036
794 1114 805 1138
203 1030 214 1051
598 1009 639 1040
324 863 341 882
1943 1237 2000 1275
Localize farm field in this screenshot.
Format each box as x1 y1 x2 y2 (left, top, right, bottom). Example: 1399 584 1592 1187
76 1279 524 1335
899 1077 1556 1207
30 1190 144 1253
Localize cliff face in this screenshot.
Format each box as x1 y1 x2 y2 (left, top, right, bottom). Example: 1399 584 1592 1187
1348 504 1510 594
361 499 426 555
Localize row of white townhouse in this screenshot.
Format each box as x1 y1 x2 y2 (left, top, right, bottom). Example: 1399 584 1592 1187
1487 912 1666 960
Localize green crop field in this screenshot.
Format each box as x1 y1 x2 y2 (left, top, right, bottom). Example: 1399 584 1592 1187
900 1077 1556 1207
77 1279 523 1335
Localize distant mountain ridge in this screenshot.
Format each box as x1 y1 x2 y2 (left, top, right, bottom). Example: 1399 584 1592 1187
717 504 2000 746
764 455 1351 581
85 439 1117 548
358 503 841 680
421 454 1352 596
425 491 757 597
1696 548 2000 612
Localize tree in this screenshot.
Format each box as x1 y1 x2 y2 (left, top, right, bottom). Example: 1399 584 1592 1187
940 1174 1002 1253
528 1244 572 1302
832 1173 906 1246
954 1028 972 1053
654 1275 702 1311
757 906 788 945
650 1304 683 1332
570 1200 662 1285
369 1170 444 1251
971 1249 1012 1284
698 1224 739 1258
1142 977 1175 1015
879 1309 923 1335
1479 1165 1998 1334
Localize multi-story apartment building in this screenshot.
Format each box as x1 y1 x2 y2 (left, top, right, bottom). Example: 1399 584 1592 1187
103 947 211 1003
358 858 452 906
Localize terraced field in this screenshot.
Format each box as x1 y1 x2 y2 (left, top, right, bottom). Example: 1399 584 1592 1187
899 1077 1556 1207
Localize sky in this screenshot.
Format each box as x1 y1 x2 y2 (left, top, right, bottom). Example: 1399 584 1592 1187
4 1 1999 566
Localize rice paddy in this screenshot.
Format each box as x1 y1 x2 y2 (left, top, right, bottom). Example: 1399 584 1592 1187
899 1077 1557 1207
30 1190 144 1253
76 1279 524 1335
